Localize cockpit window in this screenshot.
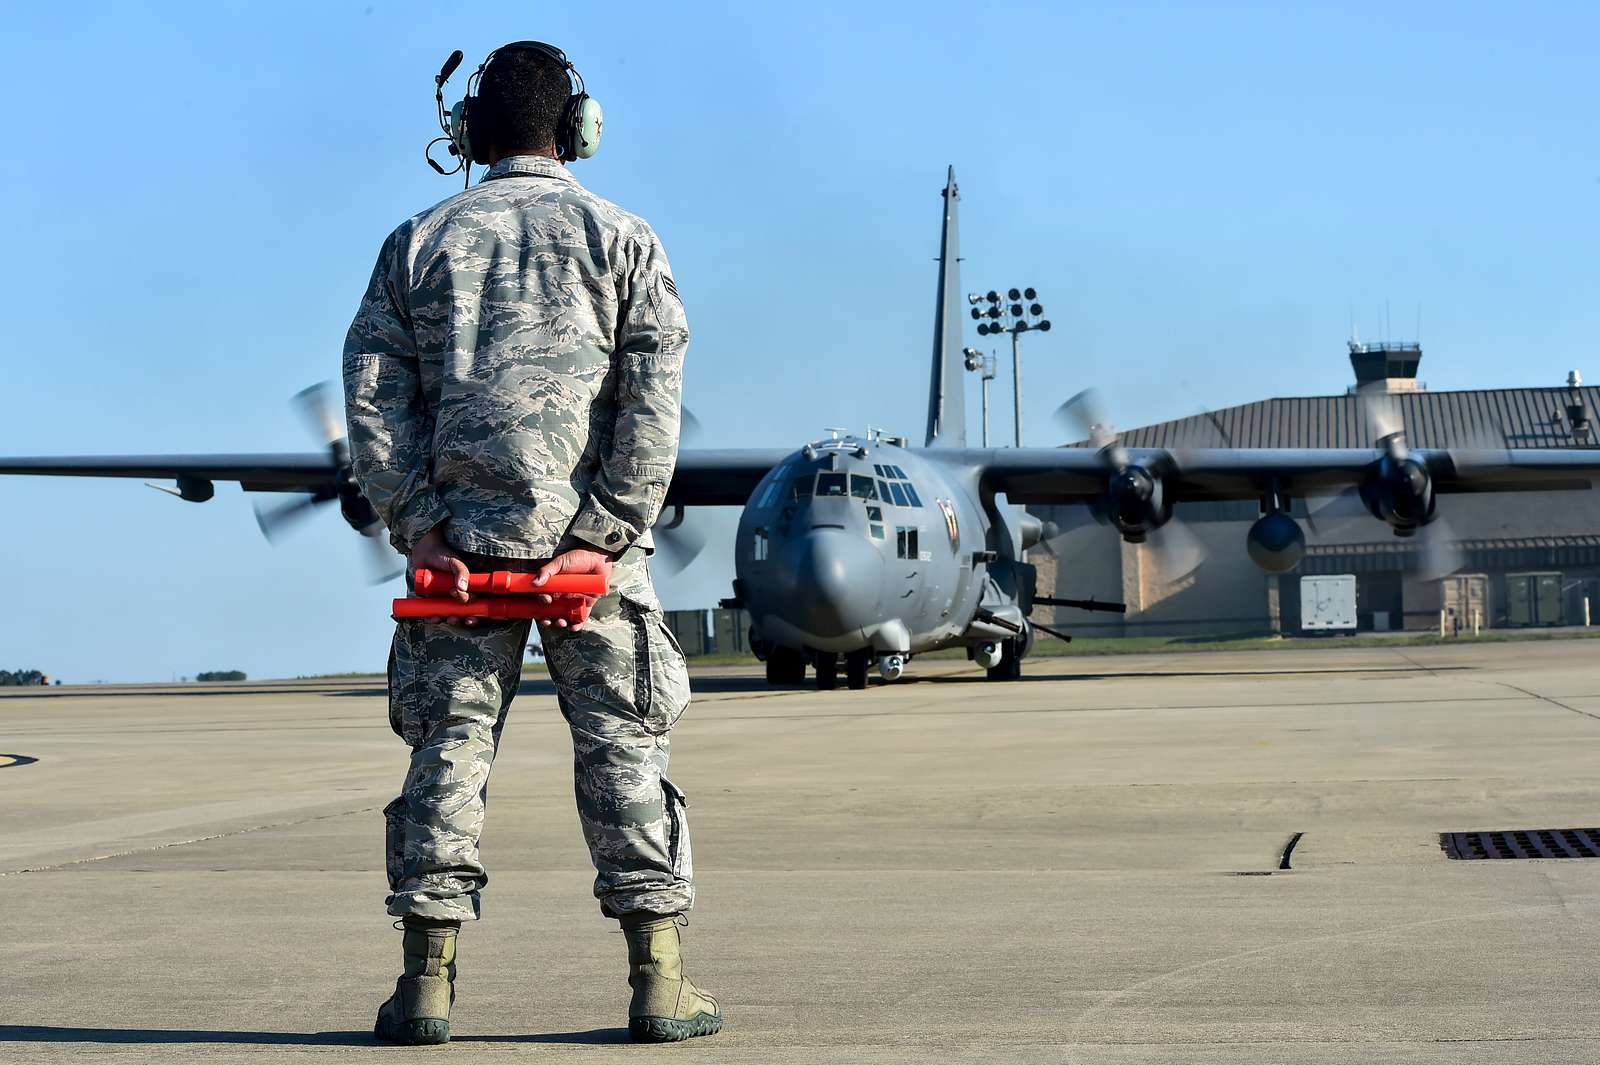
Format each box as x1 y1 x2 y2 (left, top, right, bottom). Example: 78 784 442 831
887 481 908 507
902 482 923 508
792 474 813 498
850 474 877 500
816 472 847 497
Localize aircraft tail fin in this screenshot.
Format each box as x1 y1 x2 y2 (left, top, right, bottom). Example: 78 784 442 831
924 166 967 447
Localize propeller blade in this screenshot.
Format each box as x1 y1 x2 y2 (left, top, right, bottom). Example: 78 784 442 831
653 514 709 576
1055 389 1116 449
253 494 329 543
360 524 406 584
1146 517 1206 586
1417 516 1467 583
293 382 345 449
1305 486 1366 536
1356 390 1408 460
680 405 705 448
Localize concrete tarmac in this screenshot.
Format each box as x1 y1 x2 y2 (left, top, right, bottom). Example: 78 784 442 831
3 641 1600 1063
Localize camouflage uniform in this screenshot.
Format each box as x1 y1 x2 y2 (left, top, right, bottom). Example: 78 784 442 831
343 154 693 922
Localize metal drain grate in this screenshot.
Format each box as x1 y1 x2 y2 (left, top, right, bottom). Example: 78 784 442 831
1441 828 1600 860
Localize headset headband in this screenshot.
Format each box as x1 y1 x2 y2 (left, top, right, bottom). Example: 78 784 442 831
427 40 601 182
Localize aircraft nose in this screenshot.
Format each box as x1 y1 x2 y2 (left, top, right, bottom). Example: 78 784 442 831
781 528 883 638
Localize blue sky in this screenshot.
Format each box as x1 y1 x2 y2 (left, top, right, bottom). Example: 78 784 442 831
1 1 1596 681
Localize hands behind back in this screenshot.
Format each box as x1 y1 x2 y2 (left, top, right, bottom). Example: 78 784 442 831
409 523 475 625
532 546 614 631
407 525 613 631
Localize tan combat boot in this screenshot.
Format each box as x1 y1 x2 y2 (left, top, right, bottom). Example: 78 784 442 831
374 917 458 1045
621 914 723 1042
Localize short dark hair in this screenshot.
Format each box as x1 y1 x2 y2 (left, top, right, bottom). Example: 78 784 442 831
477 46 571 155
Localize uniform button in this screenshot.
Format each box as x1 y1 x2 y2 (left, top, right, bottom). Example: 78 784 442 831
606 531 622 545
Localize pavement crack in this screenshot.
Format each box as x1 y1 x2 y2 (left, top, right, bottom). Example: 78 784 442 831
1494 682 1600 722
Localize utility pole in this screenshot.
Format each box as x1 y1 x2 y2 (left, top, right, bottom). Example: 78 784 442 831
962 347 997 446
967 288 1050 447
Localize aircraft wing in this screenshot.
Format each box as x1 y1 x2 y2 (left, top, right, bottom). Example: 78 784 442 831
665 450 792 506
941 447 1600 503
0 449 791 503
0 454 338 493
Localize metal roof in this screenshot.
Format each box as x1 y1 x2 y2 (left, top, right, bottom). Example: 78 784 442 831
1089 386 1600 451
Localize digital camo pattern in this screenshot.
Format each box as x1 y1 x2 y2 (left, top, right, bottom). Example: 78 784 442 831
343 154 689 557
384 549 694 923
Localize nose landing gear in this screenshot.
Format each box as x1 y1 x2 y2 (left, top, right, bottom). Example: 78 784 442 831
844 650 870 690
815 652 838 690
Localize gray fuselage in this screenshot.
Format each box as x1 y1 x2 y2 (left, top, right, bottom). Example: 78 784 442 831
734 436 998 656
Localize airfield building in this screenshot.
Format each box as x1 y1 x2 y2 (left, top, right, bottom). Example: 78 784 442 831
1031 343 1600 637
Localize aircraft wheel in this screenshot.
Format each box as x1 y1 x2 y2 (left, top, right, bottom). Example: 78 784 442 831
845 651 870 690
986 638 1023 681
815 652 838 690
765 647 805 686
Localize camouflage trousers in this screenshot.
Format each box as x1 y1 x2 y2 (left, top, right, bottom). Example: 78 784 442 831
383 548 694 923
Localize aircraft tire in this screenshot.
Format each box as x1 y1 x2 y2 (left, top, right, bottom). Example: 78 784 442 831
765 646 805 686
815 652 839 690
845 651 870 690
986 639 1023 681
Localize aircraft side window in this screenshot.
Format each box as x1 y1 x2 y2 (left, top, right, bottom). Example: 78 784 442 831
816 473 847 496
894 526 920 559
753 528 769 561
888 482 908 507
793 474 814 498
903 483 923 508
870 523 885 540
866 505 883 522
850 475 877 500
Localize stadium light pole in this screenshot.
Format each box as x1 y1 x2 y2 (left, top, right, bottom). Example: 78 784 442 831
962 347 997 446
969 288 1051 447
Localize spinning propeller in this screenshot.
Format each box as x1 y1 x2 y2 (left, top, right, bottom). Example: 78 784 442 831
1054 389 1206 585
649 405 709 575
252 383 404 583
1305 392 1471 582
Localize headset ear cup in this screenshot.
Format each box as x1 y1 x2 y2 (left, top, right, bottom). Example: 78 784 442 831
448 99 474 163
570 94 603 159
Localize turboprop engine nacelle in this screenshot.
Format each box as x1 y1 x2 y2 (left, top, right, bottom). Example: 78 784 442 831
1105 464 1172 543
1360 452 1435 537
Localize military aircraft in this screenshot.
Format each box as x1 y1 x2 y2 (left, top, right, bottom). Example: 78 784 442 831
6 167 1600 691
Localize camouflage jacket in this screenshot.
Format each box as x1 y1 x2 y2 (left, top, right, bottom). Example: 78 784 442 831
342 155 688 559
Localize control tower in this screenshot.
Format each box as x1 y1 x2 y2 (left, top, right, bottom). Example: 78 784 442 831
1348 339 1423 394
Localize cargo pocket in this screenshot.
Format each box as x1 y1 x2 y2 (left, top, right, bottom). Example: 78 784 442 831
387 627 423 747
383 795 408 894
661 776 693 884
621 595 691 734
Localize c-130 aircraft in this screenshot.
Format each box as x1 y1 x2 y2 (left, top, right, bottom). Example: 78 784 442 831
6 167 1600 691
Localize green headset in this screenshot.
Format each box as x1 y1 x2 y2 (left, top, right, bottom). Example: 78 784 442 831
427 42 603 182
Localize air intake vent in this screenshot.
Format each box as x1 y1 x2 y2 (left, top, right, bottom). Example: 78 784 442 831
1440 828 1600 860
